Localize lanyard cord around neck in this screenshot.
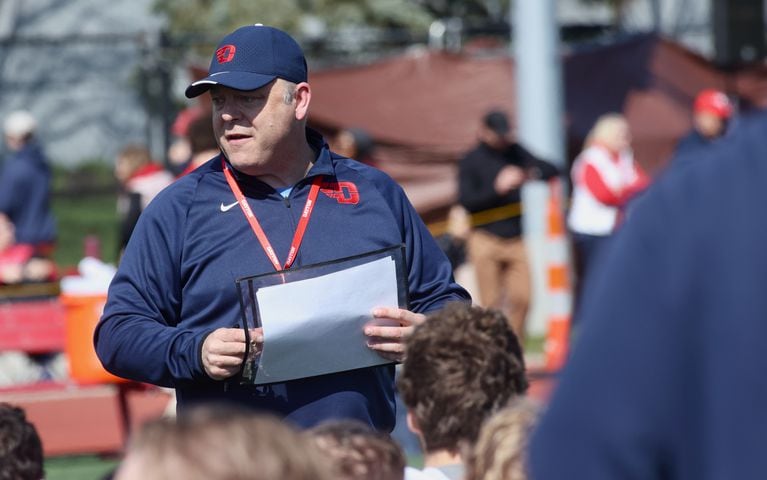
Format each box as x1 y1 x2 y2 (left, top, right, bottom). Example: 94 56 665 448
222 158 322 271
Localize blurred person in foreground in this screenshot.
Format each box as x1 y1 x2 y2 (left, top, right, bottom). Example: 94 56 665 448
673 88 733 163
465 398 540 480
0 402 44 480
0 110 56 282
114 145 174 255
567 113 648 312
398 302 528 480
94 25 468 430
115 405 333 480
308 419 406 480
530 111 767 479
458 109 558 342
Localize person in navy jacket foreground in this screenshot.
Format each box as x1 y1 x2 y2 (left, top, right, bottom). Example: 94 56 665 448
94 25 469 431
530 111 767 478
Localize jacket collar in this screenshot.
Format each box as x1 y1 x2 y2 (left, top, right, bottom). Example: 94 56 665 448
304 127 335 179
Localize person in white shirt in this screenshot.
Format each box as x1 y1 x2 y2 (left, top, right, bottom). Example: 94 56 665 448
568 113 649 320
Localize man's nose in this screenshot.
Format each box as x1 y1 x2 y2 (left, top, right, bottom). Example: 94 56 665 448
218 99 240 121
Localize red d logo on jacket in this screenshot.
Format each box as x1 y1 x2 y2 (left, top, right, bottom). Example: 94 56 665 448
321 181 359 205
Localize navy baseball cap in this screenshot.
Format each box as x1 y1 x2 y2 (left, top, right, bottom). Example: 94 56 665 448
185 24 308 99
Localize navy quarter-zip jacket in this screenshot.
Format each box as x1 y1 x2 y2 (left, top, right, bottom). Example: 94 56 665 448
94 130 469 430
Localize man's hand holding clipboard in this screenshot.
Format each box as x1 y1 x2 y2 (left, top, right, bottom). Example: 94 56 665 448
364 307 426 362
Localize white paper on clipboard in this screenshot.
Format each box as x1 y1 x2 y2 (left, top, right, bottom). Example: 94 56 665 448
239 249 405 385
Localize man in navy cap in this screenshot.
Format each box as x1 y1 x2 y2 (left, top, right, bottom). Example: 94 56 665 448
94 25 469 430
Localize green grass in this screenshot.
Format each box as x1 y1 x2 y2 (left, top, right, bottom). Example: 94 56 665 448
525 334 545 355
45 455 119 480
49 161 119 269
51 192 118 269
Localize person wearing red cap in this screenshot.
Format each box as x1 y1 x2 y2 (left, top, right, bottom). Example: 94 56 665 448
673 89 733 163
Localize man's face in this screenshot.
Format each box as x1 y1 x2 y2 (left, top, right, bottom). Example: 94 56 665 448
694 111 727 139
4 134 23 152
606 121 631 152
210 80 297 176
114 156 134 184
480 126 510 150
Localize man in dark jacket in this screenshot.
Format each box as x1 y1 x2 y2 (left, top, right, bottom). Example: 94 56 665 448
95 25 469 430
458 110 558 341
0 110 56 249
530 111 767 479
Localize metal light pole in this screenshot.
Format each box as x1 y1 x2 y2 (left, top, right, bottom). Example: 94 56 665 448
512 0 570 346
512 0 565 168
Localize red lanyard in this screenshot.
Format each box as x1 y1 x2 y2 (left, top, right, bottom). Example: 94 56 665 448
222 159 322 271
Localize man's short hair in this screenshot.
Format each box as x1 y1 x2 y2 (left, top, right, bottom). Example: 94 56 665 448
0 403 44 480
397 302 528 454
117 405 332 480
465 398 540 480
307 419 405 480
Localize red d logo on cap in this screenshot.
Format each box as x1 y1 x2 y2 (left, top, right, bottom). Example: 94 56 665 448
216 45 236 63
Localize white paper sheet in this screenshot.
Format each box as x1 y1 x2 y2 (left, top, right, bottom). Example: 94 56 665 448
253 256 398 384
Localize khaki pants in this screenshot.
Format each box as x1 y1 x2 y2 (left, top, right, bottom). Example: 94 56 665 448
467 229 530 341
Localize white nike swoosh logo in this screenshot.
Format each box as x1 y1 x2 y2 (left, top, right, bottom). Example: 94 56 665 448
220 201 239 212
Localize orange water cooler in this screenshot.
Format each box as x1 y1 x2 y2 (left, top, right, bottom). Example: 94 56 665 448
60 294 125 384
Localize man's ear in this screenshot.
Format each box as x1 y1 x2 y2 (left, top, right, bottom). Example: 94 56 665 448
294 82 311 121
406 411 421 436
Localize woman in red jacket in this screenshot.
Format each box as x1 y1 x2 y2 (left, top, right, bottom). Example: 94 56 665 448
568 114 649 313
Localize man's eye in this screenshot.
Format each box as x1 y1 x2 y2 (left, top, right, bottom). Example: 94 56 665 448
240 95 262 103
211 97 225 107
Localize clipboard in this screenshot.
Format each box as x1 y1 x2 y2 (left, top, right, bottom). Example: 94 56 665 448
235 245 408 385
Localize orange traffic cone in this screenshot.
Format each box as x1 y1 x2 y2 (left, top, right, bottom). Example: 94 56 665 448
544 178 573 372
